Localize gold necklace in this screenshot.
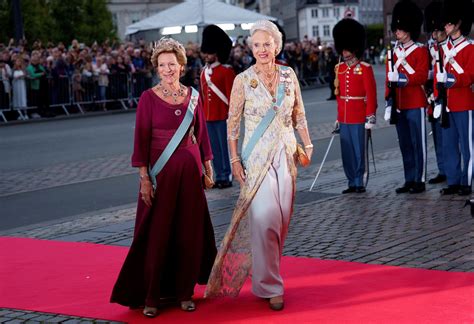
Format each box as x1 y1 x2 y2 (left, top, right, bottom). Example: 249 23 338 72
156 83 186 103
255 65 278 95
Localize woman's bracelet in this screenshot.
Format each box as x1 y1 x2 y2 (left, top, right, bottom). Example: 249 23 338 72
230 156 241 164
304 143 314 149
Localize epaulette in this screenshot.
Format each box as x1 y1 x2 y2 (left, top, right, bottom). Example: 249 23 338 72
415 42 424 48
222 64 233 69
360 61 371 67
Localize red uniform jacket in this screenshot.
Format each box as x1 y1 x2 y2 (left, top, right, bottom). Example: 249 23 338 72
200 63 236 121
385 42 429 109
336 61 377 124
434 36 474 111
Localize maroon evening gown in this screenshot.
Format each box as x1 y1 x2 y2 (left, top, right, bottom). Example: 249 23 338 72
110 88 217 308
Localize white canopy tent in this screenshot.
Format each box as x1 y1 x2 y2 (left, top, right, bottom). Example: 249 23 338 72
125 0 277 41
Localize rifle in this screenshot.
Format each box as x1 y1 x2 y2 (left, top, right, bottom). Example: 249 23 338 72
387 45 399 124
436 46 450 128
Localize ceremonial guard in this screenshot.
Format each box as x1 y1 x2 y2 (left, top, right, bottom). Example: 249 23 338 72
435 0 474 195
384 0 428 194
424 1 447 184
333 18 377 193
200 25 236 189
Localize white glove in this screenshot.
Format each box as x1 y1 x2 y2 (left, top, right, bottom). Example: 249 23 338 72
427 93 435 105
436 72 447 83
365 115 376 130
384 101 392 121
388 71 399 82
433 102 442 119
333 120 340 134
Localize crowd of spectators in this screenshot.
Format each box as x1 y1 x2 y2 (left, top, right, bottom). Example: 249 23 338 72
0 36 381 120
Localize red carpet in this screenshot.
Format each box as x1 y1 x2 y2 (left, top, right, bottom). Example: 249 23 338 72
1 237 472 323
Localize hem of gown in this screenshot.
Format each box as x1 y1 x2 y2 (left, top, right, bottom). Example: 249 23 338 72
205 143 297 298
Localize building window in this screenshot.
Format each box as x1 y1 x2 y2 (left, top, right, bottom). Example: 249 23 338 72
131 12 141 24
323 25 330 36
322 8 329 17
312 25 319 37
334 7 339 18
311 8 318 18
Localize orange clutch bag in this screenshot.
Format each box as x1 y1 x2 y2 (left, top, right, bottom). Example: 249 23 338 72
296 143 310 167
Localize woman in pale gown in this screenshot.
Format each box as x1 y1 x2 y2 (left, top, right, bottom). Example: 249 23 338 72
205 20 313 311
12 58 28 118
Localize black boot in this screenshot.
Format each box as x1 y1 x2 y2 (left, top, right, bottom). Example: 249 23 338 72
428 174 446 184
409 182 426 194
440 185 460 195
396 182 414 194
342 186 356 194
355 186 366 193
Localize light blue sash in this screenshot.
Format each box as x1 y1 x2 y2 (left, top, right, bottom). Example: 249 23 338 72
149 87 199 189
241 66 288 165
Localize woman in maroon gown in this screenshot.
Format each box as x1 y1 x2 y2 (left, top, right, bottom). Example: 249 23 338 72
110 38 217 317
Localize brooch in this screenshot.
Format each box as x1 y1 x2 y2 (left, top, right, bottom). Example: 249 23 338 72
250 79 258 88
281 69 292 96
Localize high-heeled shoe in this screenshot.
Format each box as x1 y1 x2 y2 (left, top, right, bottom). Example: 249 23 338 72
180 300 196 312
142 306 159 317
268 296 284 311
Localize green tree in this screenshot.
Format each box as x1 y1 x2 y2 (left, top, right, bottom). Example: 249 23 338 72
49 0 84 44
366 23 384 49
0 0 12 44
0 0 117 46
78 0 116 45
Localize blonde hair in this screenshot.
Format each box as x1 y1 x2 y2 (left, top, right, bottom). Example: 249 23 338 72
150 37 187 68
249 20 283 54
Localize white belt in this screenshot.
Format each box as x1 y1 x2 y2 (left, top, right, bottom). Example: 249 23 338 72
394 46 416 75
442 42 468 74
204 68 229 105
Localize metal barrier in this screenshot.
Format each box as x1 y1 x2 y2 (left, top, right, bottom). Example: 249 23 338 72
130 72 153 105
0 67 327 123
0 77 11 122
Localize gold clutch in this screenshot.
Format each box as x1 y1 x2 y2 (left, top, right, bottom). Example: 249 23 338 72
203 173 215 189
296 143 310 167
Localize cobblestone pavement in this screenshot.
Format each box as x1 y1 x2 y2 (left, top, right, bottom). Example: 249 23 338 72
2 130 473 322
0 308 123 323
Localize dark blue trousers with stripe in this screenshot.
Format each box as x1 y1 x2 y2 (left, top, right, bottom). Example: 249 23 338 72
431 119 445 176
340 123 365 187
395 108 427 183
442 111 473 187
206 120 231 182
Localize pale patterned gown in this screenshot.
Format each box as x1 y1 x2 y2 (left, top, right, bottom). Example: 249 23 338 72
205 65 308 298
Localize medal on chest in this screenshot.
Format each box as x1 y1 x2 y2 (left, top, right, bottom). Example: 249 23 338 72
353 64 362 75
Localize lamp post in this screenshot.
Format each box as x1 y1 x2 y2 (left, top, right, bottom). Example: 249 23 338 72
12 0 24 42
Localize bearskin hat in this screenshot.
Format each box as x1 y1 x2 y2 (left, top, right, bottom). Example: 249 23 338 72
442 0 473 36
424 1 444 33
391 0 424 41
200 24 232 63
333 18 366 58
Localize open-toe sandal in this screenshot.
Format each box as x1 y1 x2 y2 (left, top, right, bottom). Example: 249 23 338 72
180 300 196 312
143 306 159 318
